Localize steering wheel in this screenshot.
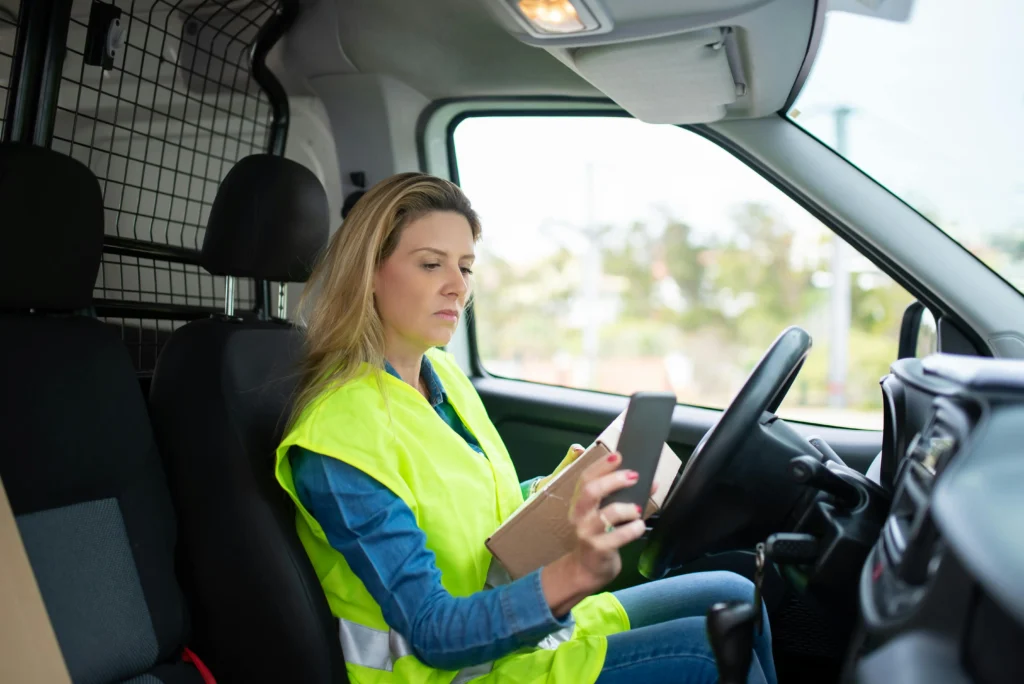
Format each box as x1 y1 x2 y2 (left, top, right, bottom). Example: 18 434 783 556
639 326 813 578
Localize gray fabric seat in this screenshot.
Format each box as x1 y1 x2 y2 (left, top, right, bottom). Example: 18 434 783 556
0 143 205 684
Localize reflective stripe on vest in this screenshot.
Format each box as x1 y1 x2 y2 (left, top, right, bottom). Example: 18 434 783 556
339 618 576 681
483 558 513 590
339 618 497 681
338 618 413 671
337 559 576 679
277 349 629 683
452 663 492 684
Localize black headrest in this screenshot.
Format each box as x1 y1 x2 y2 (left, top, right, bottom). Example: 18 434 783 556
202 155 329 282
0 144 105 310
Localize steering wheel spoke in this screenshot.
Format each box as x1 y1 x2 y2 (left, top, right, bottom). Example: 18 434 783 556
640 326 815 578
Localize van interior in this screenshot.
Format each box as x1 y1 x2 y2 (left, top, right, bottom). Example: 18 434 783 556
2 0 1023 682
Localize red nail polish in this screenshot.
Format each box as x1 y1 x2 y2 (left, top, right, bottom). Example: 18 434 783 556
635 504 643 515
625 471 639 481
607 453 619 463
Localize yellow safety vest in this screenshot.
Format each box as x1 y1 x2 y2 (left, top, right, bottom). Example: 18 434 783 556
276 347 629 683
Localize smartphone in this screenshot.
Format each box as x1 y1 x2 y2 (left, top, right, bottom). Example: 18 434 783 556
601 391 677 511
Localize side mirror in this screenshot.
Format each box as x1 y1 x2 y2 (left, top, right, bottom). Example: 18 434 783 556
898 301 937 359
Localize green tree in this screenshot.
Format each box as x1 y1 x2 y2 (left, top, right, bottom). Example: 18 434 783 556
475 202 916 418
474 246 577 362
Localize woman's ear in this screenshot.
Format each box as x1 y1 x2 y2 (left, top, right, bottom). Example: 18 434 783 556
372 267 382 296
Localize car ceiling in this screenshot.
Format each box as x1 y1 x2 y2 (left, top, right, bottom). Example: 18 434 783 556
0 0 820 123
287 0 820 122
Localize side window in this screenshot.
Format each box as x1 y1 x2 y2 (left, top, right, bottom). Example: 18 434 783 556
452 115 915 430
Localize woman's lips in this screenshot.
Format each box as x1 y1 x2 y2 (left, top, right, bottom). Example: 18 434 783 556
435 310 459 322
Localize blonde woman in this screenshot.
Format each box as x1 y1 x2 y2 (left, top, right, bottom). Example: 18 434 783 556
275 173 775 684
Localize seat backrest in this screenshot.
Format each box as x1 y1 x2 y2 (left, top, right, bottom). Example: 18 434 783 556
149 154 345 684
0 144 204 684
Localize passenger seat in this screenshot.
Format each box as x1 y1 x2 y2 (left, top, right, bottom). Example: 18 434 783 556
149 154 346 683
0 144 207 682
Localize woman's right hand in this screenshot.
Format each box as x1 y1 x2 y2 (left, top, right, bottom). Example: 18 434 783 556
541 451 647 616
567 451 647 590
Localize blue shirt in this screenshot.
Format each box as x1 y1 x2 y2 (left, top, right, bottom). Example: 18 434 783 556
290 356 568 671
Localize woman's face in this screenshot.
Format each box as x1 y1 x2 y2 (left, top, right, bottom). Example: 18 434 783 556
374 210 476 354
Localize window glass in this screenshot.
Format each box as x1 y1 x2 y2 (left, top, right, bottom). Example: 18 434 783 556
790 1 1024 294
453 116 914 429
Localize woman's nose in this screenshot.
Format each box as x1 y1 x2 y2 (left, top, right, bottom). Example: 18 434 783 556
444 265 468 297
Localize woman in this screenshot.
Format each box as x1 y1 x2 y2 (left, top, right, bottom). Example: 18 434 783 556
275 173 777 684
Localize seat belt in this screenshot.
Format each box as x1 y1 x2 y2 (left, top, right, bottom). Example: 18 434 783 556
0 476 72 684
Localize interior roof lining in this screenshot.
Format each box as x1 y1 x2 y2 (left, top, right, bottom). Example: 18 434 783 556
272 0 816 123
780 0 826 113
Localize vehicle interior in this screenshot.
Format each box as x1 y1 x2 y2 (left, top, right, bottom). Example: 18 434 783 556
2 0 1023 682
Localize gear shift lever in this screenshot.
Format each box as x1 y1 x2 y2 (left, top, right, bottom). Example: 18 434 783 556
706 600 755 684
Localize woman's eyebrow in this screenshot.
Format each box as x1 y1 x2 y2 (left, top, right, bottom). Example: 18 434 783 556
411 247 475 260
411 247 447 257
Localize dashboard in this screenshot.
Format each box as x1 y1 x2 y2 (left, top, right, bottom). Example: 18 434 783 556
849 354 1024 683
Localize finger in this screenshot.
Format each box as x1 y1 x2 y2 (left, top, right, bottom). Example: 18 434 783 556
556 444 586 474
573 467 639 519
572 452 620 512
578 500 642 538
579 451 624 486
570 451 627 520
591 519 647 551
559 444 585 470
600 502 643 527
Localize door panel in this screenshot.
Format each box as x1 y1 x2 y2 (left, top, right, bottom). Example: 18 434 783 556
477 375 882 482
478 375 881 594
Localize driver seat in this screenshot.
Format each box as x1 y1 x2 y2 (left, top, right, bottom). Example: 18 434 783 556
148 155 345 683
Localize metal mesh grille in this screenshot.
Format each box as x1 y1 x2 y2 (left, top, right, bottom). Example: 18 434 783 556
0 5 18 138
102 317 186 373
47 0 283 371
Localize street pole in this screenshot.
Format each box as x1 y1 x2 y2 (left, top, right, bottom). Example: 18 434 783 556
828 106 853 409
582 162 600 387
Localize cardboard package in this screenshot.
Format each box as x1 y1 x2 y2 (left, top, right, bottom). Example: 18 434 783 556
486 411 682 580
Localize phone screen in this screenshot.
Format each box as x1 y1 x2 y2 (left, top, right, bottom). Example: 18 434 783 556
601 391 677 511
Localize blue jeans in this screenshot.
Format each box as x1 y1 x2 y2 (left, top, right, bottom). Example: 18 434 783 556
596 571 777 684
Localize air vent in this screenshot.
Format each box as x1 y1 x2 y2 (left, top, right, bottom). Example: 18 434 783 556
886 397 972 584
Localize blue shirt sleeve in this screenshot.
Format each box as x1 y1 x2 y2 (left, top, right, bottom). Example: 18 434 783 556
290 447 572 671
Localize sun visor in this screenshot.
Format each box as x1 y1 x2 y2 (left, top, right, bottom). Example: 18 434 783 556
560 28 742 124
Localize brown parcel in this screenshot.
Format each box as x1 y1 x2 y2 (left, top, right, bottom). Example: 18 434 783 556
486 411 682 580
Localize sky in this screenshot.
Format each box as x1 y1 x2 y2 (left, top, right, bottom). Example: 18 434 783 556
793 0 1024 248
455 116 840 265
452 0 1024 281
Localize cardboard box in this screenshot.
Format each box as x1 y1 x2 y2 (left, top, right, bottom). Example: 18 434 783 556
486 411 682 580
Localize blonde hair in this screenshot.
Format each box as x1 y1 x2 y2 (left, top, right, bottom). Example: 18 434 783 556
287 172 481 431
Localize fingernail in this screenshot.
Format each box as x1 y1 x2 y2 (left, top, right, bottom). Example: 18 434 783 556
607 453 619 463
625 471 639 481
634 504 643 515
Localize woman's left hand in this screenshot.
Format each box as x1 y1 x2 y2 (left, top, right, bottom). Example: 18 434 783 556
529 444 586 496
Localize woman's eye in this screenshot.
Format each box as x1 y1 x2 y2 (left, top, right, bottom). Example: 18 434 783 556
461 267 474 275
422 263 441 271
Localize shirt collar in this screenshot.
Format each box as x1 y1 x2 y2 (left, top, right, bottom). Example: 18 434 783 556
383 355 447 408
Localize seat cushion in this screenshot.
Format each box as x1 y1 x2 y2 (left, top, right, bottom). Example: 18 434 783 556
0 315 193 684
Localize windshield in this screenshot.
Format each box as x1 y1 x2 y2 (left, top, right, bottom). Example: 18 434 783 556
789 0 1024 293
